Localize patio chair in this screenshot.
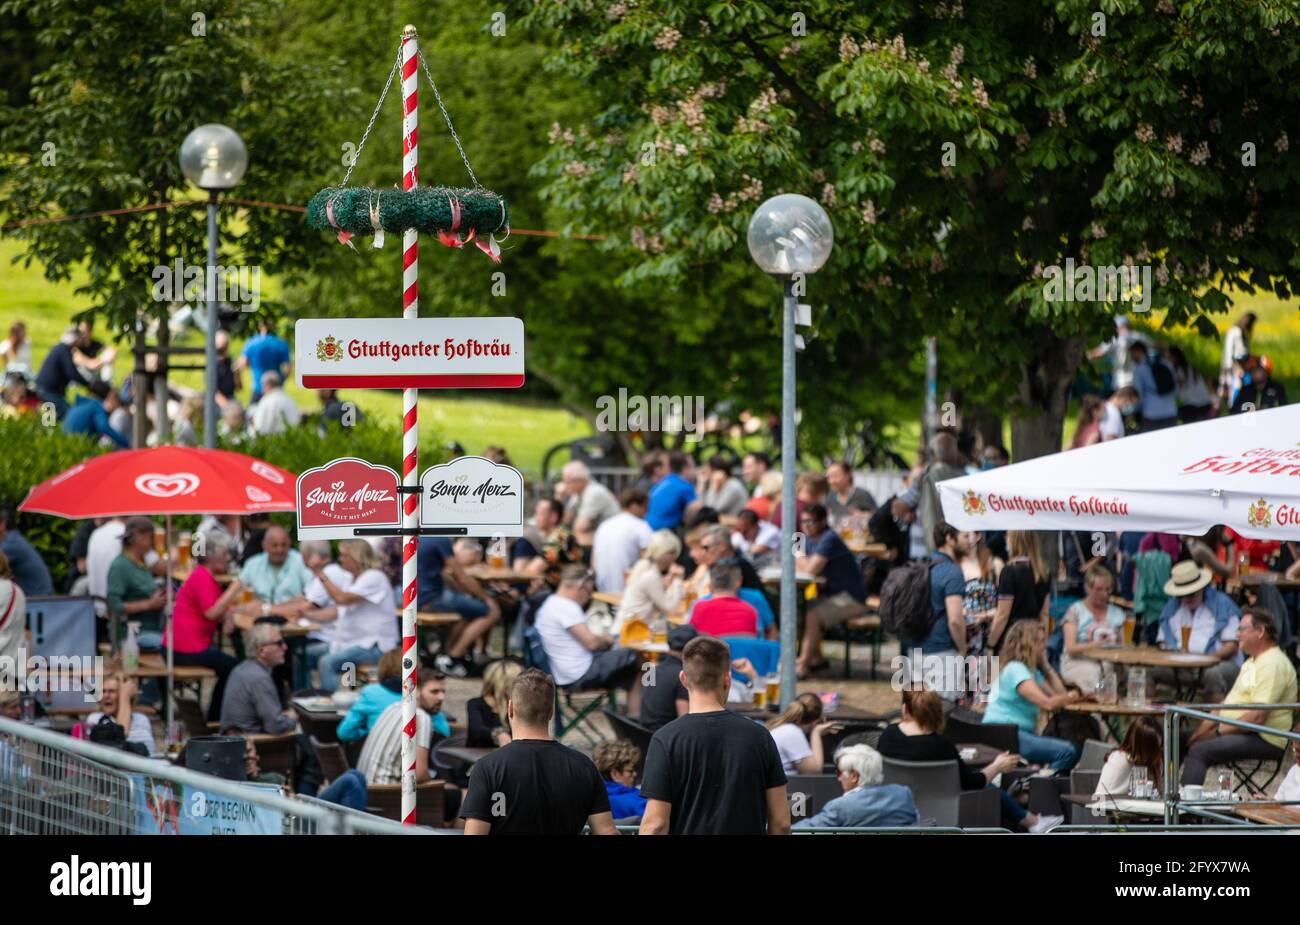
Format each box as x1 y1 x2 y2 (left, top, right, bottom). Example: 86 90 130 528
365 781 445 828
601 708 653 778
248 732 297 790
310 735 350 784
786 773 843 821
1076 738 1115 772
880 756 999 827
523 625 614 747
1067 769 1104 824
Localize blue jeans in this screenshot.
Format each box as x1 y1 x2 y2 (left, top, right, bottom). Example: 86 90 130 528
995 785 1026 825
319 769 367 811
1017 730 1079 773
317 644 382 693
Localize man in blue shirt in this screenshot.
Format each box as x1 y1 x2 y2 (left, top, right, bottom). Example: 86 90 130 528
62 381 129 448
416 536 499 678
1128 341 1179 432
646 451 696 530
236 322 291 405
907 522 968 700
793 743 918 829
0 511 53 596
795 503 867 677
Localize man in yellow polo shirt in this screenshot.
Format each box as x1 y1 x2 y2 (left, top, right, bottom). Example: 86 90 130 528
1183 607 1297 785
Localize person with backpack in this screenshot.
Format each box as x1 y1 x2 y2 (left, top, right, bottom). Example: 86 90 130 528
881 522 968 700
1129 340 1179 432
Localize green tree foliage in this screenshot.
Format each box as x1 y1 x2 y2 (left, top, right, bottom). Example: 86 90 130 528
0 0 349 337
512 0 1300 458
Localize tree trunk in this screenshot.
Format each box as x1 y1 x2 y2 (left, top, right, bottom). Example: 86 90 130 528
132 322 148 448
1009 330 1087 462
1009 328 1087 586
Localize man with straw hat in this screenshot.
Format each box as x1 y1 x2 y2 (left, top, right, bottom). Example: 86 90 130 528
1153 561 1243 697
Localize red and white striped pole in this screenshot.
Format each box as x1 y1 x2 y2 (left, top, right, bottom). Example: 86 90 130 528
399 23 420 826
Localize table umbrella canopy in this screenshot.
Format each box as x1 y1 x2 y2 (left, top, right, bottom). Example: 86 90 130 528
18 446 296 518
939 404 1300 540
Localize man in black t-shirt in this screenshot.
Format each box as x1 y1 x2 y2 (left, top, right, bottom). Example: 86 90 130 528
639 625 697 732
460 669 617 835
639 636 790 835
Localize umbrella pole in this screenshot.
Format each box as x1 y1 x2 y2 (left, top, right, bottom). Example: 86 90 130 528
166 514 174 743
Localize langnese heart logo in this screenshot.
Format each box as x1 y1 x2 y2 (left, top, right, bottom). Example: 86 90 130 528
246 485 272 503
251 460 286 485
135 472 200 499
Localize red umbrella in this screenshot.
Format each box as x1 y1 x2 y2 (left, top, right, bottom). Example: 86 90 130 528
19 446 296 517
19 446 298 735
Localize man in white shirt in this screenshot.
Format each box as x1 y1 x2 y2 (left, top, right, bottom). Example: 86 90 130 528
249 371 300 435
559 461 620 538
591 489 652 593
535 566 641 713
731 509 780 566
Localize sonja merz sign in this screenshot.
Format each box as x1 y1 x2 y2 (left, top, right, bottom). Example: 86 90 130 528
420 456 524 537
296 456 524 538
294 317 525 390
296 457 401 540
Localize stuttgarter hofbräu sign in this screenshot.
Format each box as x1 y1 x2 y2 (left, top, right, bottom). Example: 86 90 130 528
294 317 524 390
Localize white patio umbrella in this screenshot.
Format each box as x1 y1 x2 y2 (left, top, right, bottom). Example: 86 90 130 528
939 404 1300 540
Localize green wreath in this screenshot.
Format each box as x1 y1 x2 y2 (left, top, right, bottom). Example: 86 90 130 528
307 186 508 257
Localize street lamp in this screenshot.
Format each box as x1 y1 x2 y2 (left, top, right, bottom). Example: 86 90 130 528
180 124 247 448
747 194 833 707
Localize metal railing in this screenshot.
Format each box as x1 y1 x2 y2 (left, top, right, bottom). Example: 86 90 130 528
607 825 1013 835
0 717 434 835
1162 702 1300 825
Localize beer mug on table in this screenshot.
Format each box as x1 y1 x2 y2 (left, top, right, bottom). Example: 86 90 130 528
1179 623 1192 652
1123 615 1136 646
752 685 767 708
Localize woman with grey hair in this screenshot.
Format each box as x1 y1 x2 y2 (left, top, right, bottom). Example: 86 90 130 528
792 744 919 829
165 530 244 720
310 539 400 692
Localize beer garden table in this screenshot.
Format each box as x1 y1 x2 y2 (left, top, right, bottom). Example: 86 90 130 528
1078 644 1218 701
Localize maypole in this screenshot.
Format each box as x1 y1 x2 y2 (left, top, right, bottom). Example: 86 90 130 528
398 23 420 826
300 21 511 828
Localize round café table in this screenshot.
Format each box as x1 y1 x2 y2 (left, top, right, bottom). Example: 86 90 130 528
1078 644 1219 701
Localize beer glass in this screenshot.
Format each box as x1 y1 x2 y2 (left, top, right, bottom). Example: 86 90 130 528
177 534 192 568
153 527 166 557
1180 624 1192 652
766 675 780 705
1123 615 1136 646
752 686 766 708
1129 767 1148 798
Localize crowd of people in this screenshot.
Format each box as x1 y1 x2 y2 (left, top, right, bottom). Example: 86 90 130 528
1073 312 1287 445
1 318 359 445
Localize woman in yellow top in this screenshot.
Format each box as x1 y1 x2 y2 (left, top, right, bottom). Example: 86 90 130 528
1181 606 1297 786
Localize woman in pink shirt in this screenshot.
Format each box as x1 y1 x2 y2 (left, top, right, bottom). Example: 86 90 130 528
164 532 244 720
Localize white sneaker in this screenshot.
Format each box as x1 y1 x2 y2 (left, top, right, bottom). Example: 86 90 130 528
1028 814 1064 833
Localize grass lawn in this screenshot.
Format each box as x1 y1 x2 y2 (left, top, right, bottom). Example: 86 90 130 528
0 238 591 479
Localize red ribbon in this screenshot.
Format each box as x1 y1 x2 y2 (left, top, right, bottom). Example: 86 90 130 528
325 197 354 249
